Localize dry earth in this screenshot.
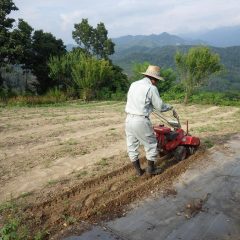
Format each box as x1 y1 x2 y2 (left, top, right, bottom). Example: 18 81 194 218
0 101 239 239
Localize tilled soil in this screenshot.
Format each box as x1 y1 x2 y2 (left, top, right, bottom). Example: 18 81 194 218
7 148 206 239
0 101 239 239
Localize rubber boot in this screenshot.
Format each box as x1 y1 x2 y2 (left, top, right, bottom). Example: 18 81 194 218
132 159 145 176
146 160 162 175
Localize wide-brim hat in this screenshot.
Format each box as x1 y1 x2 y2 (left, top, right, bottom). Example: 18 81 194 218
141 65 164 81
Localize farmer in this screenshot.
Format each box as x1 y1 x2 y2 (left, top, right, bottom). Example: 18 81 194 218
125 65 172 176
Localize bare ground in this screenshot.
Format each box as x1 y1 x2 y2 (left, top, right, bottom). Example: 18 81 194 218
0 101 239 239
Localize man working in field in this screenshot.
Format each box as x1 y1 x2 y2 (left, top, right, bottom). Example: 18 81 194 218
125 65 172 176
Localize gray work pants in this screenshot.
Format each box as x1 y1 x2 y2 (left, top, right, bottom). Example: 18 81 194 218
125 114 158 162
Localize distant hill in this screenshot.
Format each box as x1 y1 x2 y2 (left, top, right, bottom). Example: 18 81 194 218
67 25 240 51
184 26 240 47
111 45 240 92
66 32 205 53
113 26 240 51
67 26 240 51
113 32 206 52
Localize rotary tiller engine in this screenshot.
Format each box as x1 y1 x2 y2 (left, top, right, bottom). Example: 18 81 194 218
153 109 200 161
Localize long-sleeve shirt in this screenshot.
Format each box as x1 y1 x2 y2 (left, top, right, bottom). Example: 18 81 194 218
125 77 163 117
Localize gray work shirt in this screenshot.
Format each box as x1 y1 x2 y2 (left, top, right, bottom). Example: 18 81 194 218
125 77 163 117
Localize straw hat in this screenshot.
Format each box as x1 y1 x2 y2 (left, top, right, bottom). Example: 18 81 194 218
141 65 164 81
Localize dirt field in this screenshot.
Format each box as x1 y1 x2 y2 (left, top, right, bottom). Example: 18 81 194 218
0 101 240 239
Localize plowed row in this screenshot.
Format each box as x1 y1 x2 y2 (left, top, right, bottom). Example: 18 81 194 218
22 149 206 238
0 101 239 239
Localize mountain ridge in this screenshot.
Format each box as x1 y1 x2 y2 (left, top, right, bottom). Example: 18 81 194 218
66 25 240 51
112 32 206 52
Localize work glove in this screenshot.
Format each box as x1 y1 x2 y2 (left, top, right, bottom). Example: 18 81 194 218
161 103 173 112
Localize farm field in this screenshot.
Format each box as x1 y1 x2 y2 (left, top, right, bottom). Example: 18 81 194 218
0 101 240 239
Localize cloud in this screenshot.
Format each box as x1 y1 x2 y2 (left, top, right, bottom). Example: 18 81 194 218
60 11 83 31
11 0 240 43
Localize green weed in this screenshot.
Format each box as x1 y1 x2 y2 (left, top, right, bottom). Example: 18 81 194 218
34 231 48 240
96 158 109 167
47 179 60 185
79 149 89 155
129 175 137 182
19 192 33 198
65 216 76 225
76 170 88 178
0 219 19 240
63 200 70 207
195 125 218 133
0 200 17 214
203 138 214 148
66 138 78 145
0 218 28 240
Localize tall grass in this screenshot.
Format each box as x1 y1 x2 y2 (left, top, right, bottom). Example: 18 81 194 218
1 88 67 107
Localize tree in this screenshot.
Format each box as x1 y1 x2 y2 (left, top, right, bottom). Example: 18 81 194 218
0 0 18 65
0 0 18 88
72 19 94 55
48 48 128 100
31 30 66 93
175 46 222 104
48 48 86 90
103 64 128 93
93 22 115 59
72 19 115 60
10 19 34 92
9 19 34 75
71 53 113 100
157 68 176 95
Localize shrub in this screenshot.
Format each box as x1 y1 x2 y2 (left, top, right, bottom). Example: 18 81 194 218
46 87 67 102
111 91 126 101
161 83 185 102
189 91 240 106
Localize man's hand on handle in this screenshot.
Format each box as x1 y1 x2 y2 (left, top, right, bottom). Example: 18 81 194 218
161 103 173 112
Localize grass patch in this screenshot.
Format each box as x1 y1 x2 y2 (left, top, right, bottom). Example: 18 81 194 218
64 116 78 122
0 99 123 110
47 179 60 185
96 158 109 167
75 170 88 178
47 178 70 186
19 191 33 198
79 148 89 155
129 175 138 182
62 215 77 225
0 201 47 239
65 138 78 145
203 138 214 148
0 200 17 214
0 218 29 240
195 125 218 133
106 132 118 137
34 231 49 240
0 218 20 239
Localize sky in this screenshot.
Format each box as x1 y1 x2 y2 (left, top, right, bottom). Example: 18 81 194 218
11 0 240 44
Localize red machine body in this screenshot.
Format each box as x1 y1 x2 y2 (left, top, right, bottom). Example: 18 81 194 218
153 123 200 160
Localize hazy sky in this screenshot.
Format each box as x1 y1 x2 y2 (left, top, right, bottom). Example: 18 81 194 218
11 0 240 44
